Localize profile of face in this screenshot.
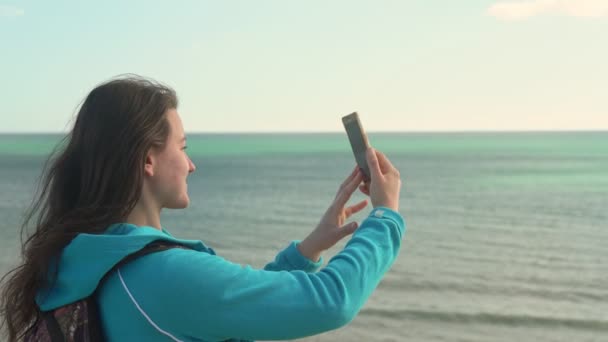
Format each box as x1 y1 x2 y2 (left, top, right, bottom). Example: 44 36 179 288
144 109 196 209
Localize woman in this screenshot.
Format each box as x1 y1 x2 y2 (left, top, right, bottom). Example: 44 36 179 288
0 75 404 341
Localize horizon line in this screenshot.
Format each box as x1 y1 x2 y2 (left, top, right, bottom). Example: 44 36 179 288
0 129 607 135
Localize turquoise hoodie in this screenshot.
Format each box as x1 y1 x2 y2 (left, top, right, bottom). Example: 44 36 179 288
36 207 405 341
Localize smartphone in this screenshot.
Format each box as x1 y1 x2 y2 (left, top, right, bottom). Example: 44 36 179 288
342 112 371 182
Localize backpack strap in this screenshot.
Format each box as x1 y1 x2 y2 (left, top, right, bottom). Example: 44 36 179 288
42 310 65 342
90 240 192 341
98 240 192 286
35 240 192 342
91 240 193 298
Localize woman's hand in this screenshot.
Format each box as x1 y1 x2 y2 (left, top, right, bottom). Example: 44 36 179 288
298 166 368 262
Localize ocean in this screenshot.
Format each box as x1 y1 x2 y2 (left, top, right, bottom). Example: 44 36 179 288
0 132 606 341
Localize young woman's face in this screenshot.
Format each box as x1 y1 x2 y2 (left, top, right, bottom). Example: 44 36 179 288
147 109 196 209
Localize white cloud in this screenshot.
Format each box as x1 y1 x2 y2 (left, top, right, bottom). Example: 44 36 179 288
487 0 608 20
0 5 24 17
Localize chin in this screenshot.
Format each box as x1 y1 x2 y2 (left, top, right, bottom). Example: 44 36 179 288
166 195 190 209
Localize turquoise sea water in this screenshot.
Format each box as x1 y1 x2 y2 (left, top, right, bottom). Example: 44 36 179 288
0 132 606 341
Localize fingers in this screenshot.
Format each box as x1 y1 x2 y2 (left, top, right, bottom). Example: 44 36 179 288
366 147 382 180
366 147 397 177
359 184 369 196
339 221 359 237
340 165 359 190
335 168 364 207
375 150 395 174
344 199 368 217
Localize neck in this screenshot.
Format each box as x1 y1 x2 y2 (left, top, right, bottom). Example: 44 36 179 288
126 196 162 230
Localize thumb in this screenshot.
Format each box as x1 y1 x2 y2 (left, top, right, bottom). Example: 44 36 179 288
340 221 359 237
366 147 382 180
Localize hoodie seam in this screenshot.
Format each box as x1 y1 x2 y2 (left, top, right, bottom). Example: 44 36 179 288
117 269 183 342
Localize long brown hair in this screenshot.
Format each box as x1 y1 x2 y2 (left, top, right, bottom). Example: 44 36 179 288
0 75 178 341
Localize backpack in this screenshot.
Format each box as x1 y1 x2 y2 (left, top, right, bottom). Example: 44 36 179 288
24 240 191 342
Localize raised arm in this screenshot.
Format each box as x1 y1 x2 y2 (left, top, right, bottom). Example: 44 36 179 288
147 207 404 341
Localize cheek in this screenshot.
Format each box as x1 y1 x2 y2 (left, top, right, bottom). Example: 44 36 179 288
169 155 190 177
153 153 189 186
156 159 181 183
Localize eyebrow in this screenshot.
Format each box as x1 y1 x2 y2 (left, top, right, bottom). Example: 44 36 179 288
180 136 187 142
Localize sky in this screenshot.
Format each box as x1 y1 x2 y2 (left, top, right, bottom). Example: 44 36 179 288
1 0 607 133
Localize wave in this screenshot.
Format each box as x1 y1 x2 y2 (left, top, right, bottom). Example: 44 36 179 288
380 280 608 303
360 308 608 331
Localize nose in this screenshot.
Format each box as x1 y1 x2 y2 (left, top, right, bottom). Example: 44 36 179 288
188 157 196 173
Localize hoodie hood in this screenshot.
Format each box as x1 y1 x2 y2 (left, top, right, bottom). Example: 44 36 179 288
36 223 211 311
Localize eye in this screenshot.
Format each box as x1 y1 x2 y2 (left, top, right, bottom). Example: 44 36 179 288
182 145 188 150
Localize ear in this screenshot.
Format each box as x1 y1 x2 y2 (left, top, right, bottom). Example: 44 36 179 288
144 151 156 177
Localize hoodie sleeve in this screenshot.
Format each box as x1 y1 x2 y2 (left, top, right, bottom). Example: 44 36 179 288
143 207 405 341
263 241 324 273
